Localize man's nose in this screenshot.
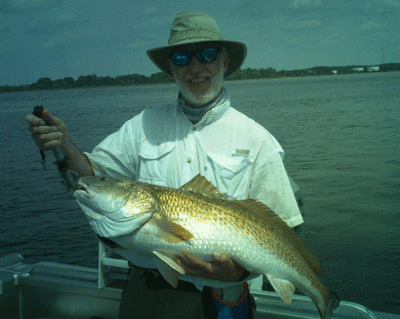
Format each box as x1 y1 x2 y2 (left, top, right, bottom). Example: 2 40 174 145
187 56 203 71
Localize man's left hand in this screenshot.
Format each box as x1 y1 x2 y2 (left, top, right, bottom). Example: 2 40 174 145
176 250 246 282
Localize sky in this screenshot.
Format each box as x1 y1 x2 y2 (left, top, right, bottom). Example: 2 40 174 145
1 0 399 86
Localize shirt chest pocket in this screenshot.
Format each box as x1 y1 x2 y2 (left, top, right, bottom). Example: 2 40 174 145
205 151 255 198
206 152 254 176
138 140 175 186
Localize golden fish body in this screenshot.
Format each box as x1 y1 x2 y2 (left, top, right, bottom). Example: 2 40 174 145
75 175 339 319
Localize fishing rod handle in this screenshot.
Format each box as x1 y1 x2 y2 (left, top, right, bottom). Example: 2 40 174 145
32 106 65 162
32 106 77 192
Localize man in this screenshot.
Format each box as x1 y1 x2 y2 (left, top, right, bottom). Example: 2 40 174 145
26 11 304 319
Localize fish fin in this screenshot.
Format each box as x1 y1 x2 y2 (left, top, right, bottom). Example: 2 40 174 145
318 291 340 319
150 219 194 243
266 274 296 304
153 250 185 289
153 250 186 274
237 199 323 277
180 175 226 199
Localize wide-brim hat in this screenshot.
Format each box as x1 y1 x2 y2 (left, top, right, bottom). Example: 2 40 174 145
146 11 247 78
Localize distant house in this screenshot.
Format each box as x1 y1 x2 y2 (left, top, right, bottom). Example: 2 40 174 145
367 66 380 72
353 67 364 72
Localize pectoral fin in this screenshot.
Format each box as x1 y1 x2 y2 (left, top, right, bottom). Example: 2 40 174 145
150 219 194 243
153 250 185 289
266 274 296 304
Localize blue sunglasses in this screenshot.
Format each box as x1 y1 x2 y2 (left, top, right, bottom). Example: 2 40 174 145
170 47 223 67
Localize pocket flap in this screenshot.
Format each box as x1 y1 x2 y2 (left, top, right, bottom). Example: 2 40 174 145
207 150 254 174
139 140 175 160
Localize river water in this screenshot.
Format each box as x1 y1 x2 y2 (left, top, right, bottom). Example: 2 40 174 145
1 72 399 314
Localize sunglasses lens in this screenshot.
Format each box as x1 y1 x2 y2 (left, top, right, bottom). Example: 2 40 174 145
171 51 191 66
197 47 217 63
171 47 220 66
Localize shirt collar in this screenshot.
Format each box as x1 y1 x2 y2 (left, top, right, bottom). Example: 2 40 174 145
177 88 230 126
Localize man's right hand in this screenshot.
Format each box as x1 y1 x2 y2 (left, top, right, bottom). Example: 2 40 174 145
25 109 69 151
25 109 94 176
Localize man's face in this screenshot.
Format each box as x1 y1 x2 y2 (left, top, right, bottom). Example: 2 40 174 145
167 46 230 108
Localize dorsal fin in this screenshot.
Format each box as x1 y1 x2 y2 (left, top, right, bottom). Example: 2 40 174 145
234 199 323 277
179 174 225 199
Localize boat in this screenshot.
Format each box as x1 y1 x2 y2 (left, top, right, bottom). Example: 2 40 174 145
1 247 399 319
2 177 399 319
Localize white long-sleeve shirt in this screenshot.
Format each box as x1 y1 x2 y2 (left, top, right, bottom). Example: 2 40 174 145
84 89 304 289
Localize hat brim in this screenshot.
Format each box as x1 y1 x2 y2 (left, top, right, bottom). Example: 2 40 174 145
146 40 247 78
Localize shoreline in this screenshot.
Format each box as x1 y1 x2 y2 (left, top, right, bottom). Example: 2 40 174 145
1 68 399 94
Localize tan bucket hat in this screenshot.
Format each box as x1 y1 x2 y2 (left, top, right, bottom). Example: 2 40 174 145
146 11 247 78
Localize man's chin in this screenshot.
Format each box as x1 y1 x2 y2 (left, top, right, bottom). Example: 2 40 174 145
184 94 217 107
181 87 221 108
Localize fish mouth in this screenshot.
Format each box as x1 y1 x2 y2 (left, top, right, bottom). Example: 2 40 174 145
74 180 94 199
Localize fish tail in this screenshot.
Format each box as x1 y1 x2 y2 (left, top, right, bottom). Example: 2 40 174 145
318 291 340 319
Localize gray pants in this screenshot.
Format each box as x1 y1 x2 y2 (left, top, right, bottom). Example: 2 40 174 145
118 266 205 319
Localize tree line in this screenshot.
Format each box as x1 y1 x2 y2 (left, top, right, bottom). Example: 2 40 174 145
1 62 399 93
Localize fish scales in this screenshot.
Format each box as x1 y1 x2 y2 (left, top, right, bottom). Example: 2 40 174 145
153 185 317 279
74 174 340 319
151 187 250 255
146 184 328 309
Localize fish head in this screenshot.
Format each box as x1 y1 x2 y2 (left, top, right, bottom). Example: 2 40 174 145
74 176 157 237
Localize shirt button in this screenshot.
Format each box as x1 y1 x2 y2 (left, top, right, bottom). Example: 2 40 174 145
187 158 192 163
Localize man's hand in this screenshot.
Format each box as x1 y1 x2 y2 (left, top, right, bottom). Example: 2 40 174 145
176 250 246 282
25 109 69 151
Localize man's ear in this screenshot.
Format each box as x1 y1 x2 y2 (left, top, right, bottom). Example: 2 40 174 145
223 52 230 75
167 59 174 75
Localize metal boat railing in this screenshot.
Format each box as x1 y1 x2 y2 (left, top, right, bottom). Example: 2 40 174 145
2 253 400 319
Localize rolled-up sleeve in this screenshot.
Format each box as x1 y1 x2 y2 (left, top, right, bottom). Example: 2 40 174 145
84 118 138 179
249 138 304 228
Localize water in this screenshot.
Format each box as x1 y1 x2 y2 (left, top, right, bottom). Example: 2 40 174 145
1 72 399 314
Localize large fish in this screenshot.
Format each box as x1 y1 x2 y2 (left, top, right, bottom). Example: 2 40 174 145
74 175 340 319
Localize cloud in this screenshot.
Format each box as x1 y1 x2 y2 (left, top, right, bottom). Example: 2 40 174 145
237 28 259 38
359 22 384 31
131 15 171 31
122 41 147 50
388 32 400 43
43 32 78 49
143 7 157 14
148 16 171 26
289 35 308 45
290 0 322 8
284 19 323 31
384 0 400 7
1 3 11 13
230 0 252 7
57 12 75 22
318 33 344 46
9 0 47 8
